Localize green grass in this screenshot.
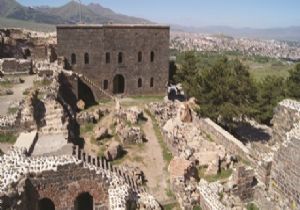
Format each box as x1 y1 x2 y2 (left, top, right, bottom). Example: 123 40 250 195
145 109 173 165
163 202 180 210
198 166 233 182
0 149 3 156
7 107 18 115
246 203 260 210
80 123 95 135
0 17 55 32
0 133 18 144
193 205 202 210
33 79 52 88
0 80 13 88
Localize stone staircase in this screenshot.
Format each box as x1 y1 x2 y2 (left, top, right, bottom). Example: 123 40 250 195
77 73 116 101
39 99 68 137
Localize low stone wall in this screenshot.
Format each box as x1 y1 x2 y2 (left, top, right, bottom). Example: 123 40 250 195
0 58 32 74
197 118 250 161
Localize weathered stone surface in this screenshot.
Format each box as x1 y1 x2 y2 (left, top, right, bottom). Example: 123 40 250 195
232 166 255 201
105 141 123 161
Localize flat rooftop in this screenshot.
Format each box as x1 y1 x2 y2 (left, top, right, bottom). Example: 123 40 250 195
57 24 170 30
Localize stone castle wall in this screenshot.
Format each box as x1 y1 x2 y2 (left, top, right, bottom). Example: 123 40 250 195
271 99 300 144
269 99 300 209
57 24 170 98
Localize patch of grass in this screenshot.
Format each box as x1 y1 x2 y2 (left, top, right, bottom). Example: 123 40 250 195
131 95 164 101
98 98 112 104
237 155 252 166
0 149 3 156
246 203 259 210
0 80 13 88
165 187 176 199
80 123 95 135
193 205 202 210
145 109 173 165
0 133 18 144
163 202 180 210
205 133 214 142
22 88 31 95
7 107 18 115
33 79 52 88
198 166 233 182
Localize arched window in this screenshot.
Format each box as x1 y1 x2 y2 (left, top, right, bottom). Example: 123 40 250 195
138 51 142 62
71 53 76 65
39 198 55 210
150 77 154 87
106 52 110 64
74 192 93 210
118 52 123 64
84 52 89 64
150 51 155 62
103 80 108 90
138 78 142 88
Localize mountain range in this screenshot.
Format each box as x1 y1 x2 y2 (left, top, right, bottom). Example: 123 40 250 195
0 0 299 42
0 0 150 25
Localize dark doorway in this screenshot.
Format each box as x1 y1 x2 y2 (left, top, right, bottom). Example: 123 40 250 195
39 198 55 210
74 192 93 210
78 79 96 108
113 74 125 94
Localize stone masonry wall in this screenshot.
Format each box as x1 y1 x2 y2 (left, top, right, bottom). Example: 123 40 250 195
57 24 170 98
197 118 250 161
271 99 300 144
28 163 110 210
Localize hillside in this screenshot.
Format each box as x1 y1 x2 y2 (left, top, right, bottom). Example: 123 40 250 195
0 17 55 32
0 0 151 26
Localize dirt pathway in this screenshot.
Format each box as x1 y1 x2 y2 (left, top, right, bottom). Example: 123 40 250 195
122 111 170 203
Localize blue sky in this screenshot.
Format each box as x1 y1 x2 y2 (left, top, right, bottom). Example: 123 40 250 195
18 0 300 28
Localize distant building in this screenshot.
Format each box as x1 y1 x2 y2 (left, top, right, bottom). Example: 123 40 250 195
57 24 170 101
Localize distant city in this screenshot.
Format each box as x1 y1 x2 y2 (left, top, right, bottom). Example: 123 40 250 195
170 31 300 61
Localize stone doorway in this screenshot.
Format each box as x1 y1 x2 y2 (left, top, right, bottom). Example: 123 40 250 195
113 74 125 94
74 192 93 210
38 198 55 210
78 79 96 108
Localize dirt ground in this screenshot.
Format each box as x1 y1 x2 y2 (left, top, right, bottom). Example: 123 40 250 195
0 75 35 115
81 97 172 203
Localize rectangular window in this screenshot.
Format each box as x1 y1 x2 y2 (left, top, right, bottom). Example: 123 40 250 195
103 80 108 90
106 52 110 64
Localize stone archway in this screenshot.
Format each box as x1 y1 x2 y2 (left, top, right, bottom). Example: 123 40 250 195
38 198 55 210
113 74 125 94
74 192 93 210
78 79 96 108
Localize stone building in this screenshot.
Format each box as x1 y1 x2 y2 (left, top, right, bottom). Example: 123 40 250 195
56 24 170 101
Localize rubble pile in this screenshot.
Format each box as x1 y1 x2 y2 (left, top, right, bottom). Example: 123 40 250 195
76 107 108 125
115 106 146 145
148 101 178 125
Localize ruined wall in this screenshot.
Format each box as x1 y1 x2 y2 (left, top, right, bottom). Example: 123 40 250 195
0 58 32 74
197 118 250 161
57 24 170 98
270 124 300 209
269 99 300 209
271 99 300 144
27 163 110 210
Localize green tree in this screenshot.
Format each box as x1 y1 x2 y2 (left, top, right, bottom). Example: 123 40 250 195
286 63 300 100
195 58 257 130
174 51 199 97
255 76 286 125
